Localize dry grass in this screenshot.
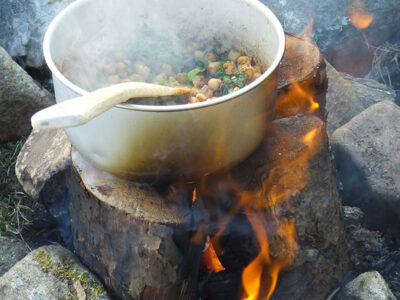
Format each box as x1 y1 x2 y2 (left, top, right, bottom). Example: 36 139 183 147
371 43 400 89
0 138 34 235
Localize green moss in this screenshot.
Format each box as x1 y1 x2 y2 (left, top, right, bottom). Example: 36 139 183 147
33 249 107 299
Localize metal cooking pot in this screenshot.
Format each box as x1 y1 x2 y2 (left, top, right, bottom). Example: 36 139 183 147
44 0 285 181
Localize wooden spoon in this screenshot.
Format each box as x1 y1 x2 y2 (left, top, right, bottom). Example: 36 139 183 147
31 82 191 129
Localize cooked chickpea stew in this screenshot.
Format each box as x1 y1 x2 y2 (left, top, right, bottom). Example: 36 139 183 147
66 41 265 105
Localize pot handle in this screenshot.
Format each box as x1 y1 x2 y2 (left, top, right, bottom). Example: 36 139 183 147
31 82 191 129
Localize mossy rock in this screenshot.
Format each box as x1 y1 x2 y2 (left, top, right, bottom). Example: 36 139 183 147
0 244 109 300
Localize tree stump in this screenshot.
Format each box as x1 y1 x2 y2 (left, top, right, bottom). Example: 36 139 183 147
199 115 347 300
68 151 204 300
276 32 327 120
59 33 334 300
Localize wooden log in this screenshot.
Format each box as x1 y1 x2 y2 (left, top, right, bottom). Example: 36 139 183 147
199 115 347 300
275 32 327 120
67 151 204 300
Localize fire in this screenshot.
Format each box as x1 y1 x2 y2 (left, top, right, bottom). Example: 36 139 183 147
348 0 374 29
201 237 226 272
275 80 320 118
241 208 297 300
192 187 197 203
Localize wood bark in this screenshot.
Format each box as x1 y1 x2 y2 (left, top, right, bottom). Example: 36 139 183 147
68 151 204 300
66 33 330 300
276 32 328 120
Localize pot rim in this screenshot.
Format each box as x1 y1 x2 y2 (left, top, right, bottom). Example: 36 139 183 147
43 0 285 112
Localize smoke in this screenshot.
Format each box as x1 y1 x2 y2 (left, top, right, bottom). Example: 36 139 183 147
51 0 273 92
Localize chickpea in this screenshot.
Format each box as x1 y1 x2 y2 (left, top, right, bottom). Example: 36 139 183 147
208 78 222 91
154 73 167 81
227 49 243 61
134 61 150 80
223 61 236 75
233 87 240 92
194 50 204 59
189 96 199 103
162 64 173 76
208 62 221 75
116 62 128 72
196 93 207 101
205 53 216 62
237 56 252 66
192 74 205 89
177 73 188 84
188 42 199 52
238 65 254 81
203 88 214 98
253 65 262 74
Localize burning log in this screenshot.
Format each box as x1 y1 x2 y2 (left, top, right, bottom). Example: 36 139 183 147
67 151 203 300
199 115 347 300
276 32 327 120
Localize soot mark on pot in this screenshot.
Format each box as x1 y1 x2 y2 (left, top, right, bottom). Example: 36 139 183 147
97 185 113 197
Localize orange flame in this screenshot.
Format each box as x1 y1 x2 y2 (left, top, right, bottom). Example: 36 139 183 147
348 0 374 29
201 238 226 272
192 187 197 203
241 208 297 300
275 79 320 118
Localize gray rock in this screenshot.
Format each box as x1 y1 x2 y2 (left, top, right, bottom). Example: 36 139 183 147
331 101 400 228
326 62 396 136
0 244 109 300
0 46 54 142
260 0 400 76
0 0 74 68
15 129 71 200
0 236 30 277
336 271 396 300
15 129 73 247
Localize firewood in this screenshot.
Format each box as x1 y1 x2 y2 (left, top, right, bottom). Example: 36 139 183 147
67 151 203 300
275 32 328 120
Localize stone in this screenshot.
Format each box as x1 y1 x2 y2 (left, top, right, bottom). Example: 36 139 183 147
336 271 396 300
326 62 396 136
15 129 73 247
0 0 74 68
0 244 109 300
0 236 30 277
0 46 54 142
260 0 400 77
331 101 400 228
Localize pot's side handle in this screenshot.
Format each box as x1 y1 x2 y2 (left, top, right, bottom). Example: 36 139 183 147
31 82 191 129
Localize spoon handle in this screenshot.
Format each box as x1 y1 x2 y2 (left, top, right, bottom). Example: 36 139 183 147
31 82 191 129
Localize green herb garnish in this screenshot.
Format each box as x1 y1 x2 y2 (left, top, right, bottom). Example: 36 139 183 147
155 80 171 86
231 71 249 88
187 66 206 82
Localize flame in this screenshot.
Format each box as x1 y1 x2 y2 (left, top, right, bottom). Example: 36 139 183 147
275 79 320 118
348 0 374 29
241 208 297 300
192 187 197 203
201 238 226 272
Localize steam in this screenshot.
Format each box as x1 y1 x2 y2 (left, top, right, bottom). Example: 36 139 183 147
56 0 247 92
